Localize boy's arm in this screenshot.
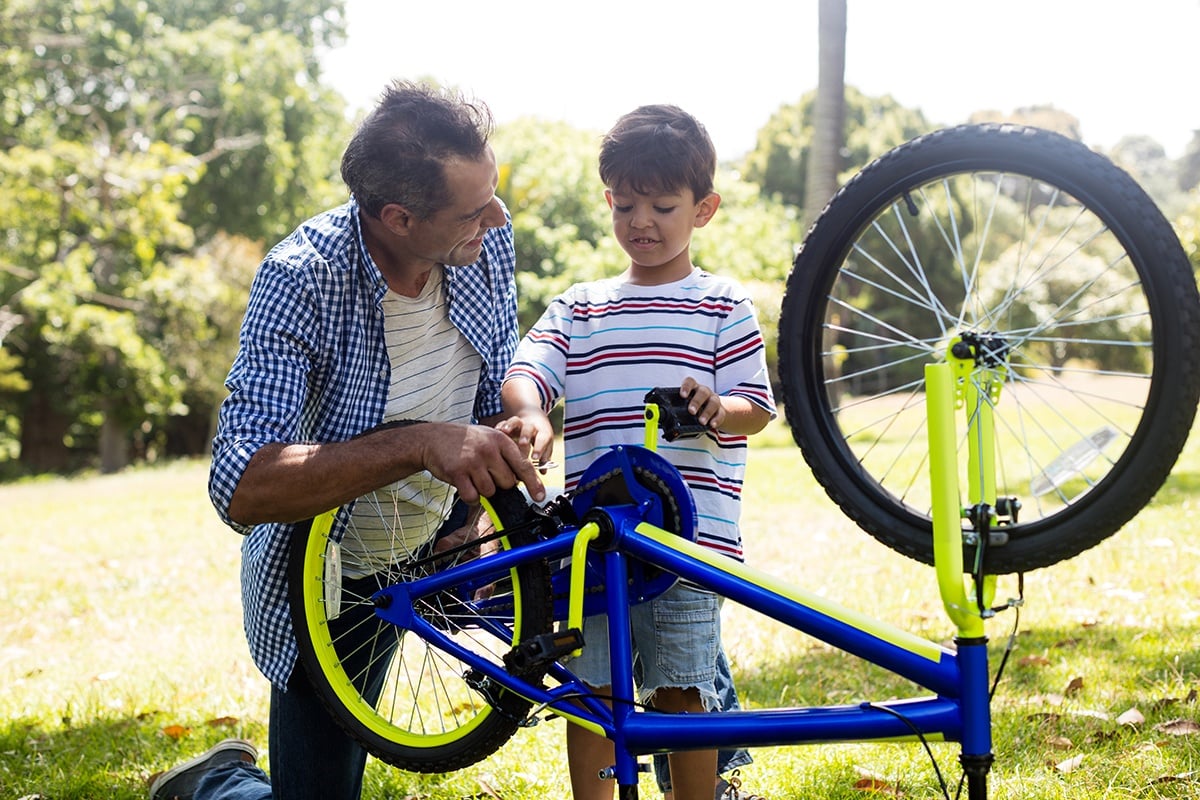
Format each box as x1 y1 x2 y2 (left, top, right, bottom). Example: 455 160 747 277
497 377 557 465
680 377 773 436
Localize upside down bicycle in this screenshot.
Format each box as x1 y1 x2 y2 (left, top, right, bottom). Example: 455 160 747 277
287 125 1200 799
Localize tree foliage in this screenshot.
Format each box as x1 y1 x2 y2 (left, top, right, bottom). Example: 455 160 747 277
741 85 931 208
493 117 801 342
0 0 348 472
1 0 1192 476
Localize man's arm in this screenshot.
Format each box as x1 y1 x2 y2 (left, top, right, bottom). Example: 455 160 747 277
227 421 545 526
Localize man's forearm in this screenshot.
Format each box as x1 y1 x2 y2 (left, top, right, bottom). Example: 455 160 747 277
226 429 428 526
227 420 545 526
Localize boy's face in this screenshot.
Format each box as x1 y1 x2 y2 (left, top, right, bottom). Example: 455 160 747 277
605 185 720 285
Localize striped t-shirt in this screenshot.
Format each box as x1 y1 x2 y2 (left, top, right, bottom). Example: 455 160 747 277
344 268 482 577
505 268 775 560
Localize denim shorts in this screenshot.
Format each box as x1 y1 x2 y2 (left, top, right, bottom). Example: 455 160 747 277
569 582 722 710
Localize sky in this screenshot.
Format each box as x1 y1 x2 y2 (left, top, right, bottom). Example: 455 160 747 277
321 0 1200 161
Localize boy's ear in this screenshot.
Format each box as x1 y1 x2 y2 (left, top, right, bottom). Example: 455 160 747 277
604 188 614 209
693 191 721 228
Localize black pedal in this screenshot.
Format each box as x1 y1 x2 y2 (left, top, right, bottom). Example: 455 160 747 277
504 628 585 673
644 387 707 441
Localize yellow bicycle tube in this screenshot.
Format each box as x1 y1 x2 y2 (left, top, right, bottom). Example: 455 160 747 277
644 403 661 451
639 523 949 663
926 362 986 638
568 522 602 657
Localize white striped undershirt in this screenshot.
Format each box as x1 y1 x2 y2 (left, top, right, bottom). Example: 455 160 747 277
342 268 482 578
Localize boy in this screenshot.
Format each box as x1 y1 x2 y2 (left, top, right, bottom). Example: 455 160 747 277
499 105 774 800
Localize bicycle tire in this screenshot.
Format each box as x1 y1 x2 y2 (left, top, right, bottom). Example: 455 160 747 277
288 484 552 772
779 124 1200 573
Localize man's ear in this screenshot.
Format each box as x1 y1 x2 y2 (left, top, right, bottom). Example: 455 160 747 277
693 192 721 228
379 203 415 237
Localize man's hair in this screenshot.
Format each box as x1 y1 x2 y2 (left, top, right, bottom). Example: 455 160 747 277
598 104 716 200
340 80 494 220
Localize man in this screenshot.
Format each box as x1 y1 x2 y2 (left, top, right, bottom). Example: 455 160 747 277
149 80 544 800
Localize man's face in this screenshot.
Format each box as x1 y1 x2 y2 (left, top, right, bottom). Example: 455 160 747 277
410 147 506 267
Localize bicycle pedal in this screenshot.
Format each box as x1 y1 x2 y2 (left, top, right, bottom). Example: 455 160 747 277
503 628 585 673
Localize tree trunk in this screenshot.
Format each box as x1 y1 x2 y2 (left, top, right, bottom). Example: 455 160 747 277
18 384 72 472
99 400 130 473
803 0 848 229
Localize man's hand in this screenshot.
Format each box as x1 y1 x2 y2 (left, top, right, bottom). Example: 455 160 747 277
420 422 546 504
228 421 545 526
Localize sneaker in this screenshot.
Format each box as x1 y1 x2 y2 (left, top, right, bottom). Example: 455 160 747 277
148 738 258 800
716 769 767 800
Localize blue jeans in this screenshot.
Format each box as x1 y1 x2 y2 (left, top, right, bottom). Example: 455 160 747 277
195 573 394 800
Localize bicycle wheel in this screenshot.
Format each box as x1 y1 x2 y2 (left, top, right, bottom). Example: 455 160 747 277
288 485 552 772
779 124 1200 573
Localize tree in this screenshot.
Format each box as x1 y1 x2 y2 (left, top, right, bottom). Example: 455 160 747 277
802 0 847 229
967 105 1083 140
0 0 350 472
742 87 930 209
1176 190 1200 277
493 117 801 390
1107 134 1183 216
1176 131 1200 193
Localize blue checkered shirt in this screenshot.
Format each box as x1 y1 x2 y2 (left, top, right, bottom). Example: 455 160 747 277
208 197 519 688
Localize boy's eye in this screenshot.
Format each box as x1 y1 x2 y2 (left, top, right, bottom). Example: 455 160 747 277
613 205 676 214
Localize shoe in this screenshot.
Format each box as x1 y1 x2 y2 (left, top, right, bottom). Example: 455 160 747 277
147 738 258 800
716 769 767 800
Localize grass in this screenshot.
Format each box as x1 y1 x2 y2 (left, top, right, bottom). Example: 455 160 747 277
3 414 1200 799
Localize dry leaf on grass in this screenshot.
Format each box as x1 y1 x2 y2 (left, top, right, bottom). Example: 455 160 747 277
1151 771 1199 784
205 716 240 727
1116 708 1145 726
1155 719 1200 736
1054 754 1085 773
160 724 191 740
853 766 904 796
852 776 904 796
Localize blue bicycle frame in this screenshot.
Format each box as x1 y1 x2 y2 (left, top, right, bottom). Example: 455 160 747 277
375 359 998 799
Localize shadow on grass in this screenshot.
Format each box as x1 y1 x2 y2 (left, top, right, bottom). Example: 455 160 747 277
731 618 1200 728
720 619 1200 797
0 713 264 800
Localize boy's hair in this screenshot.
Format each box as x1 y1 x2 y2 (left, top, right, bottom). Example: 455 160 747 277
598 104 716 200
341 80 494 220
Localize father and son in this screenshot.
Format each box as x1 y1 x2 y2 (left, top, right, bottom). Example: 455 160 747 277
150 80 775 800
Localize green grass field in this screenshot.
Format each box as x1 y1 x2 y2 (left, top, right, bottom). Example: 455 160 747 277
3 414 1200 799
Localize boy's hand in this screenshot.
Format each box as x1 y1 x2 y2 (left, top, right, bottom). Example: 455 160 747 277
494 409 556 470
680 377 725 431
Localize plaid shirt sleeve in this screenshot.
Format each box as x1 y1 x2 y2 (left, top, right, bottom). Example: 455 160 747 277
448 201 519 421
206 200 521 689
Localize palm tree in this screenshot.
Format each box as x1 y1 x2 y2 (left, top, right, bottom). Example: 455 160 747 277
802 0 847 228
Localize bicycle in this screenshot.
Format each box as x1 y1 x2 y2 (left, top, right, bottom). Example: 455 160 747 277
287 124 1200 799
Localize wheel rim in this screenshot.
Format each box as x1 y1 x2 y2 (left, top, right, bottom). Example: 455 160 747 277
295 492 537 755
